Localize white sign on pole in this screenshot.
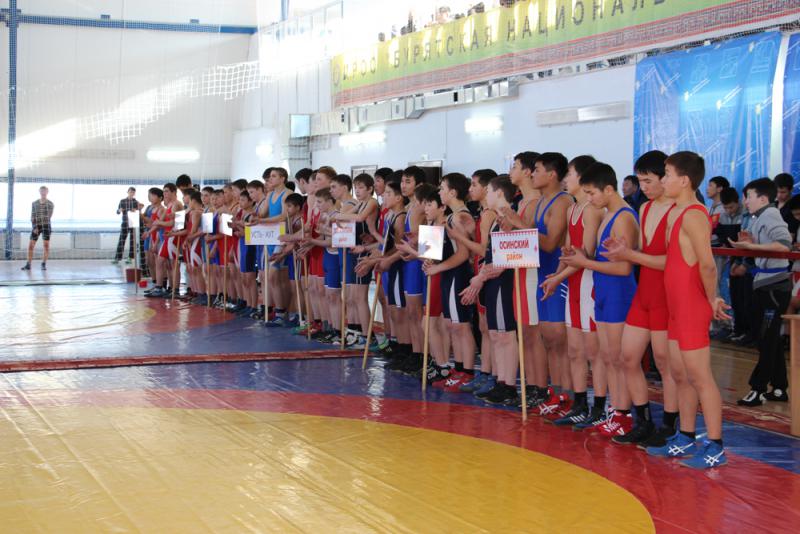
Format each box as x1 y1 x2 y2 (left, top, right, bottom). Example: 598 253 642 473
201 212 214 233
220 213 233 236
246 224 283 246
332 221 356 248
417 225 444 261
490 229 540 268
173 211 186 231
127 210 140 229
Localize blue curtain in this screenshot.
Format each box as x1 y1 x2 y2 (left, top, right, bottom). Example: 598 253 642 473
634 32 781 192
783 34 800 191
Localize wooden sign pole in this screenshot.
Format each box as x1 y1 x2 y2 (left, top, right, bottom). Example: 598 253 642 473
340 251 347 350
134 227 139 295
362 275 382 370
222 235 228 309
514 267 528 422
421 275 432 391
263 245 270 325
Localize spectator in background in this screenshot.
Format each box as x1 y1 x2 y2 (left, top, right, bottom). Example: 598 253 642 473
731 178 791 406
706 176 730 231
113 187 143 265
773 172 798 236
622 174 646 212
21 186 54 271
715 188 744 341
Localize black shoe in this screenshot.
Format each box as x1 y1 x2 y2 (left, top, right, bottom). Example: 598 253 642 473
637 425 675 450
484 385 519 406
737 390 766 407
552 403 589 426
21 263 30 271
517 385 545 409
41 262 46 270
386 352 414 371
764 388 789 402
475 382 500 401
612 421 655 445
400 354 423 376
426 363 449 384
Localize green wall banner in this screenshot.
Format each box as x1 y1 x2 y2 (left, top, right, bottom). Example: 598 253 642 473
331 0 800 106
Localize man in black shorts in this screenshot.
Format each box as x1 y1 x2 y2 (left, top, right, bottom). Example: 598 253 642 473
22 186 54 271
113 187 143 264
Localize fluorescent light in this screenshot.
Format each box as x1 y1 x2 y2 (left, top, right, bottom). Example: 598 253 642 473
146 148 200 163
339 130 386 148
256 143 273 158
464 117 503 134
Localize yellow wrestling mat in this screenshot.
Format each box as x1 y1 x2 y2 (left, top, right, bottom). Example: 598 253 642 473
1 407 654 532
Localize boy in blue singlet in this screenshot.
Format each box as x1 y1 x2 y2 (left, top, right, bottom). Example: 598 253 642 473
244 180 268 319
423 173 477 392
394 166 428 373
531 152 574 416
562 162 639 435
259 167 293 326
333 173 380 349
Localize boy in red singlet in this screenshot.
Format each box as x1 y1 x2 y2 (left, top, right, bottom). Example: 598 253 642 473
184 191 207 304
540 155 604 426
450 169 498 394
498 151 549 408
150 183 183 297
309 168 336 336
602 150 680 447
646 151 730 469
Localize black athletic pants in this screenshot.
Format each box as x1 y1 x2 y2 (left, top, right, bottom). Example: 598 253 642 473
115 225 134 260
748 284 790 391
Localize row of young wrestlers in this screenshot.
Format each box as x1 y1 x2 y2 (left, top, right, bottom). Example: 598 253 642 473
139 169 304 320
285 151 727 469
139 151 729 469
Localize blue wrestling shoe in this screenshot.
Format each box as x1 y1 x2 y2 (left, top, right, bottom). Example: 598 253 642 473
473 375 497 397
646 431 696 458
680 440 727 469
459 372 487 393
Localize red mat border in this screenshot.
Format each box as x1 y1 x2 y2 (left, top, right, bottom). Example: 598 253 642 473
0 350 361 373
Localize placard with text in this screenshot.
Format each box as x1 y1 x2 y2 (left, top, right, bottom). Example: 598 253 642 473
490 229 539 268
245 224 284 246
332 221 356 248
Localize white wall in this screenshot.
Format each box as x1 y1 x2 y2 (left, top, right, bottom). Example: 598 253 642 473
17 0 257 26
0 20 252 181
311 66 636 177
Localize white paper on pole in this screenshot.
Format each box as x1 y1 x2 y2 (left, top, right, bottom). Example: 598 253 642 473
332 221 356 248
246 224 283 245
220 213 233 236
201 212 214 233
127 210 140 229
173 210 186 231
417 225 444 261
490 229 540 268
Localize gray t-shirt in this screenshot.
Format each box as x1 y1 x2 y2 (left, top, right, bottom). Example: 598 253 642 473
748 205 791 289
